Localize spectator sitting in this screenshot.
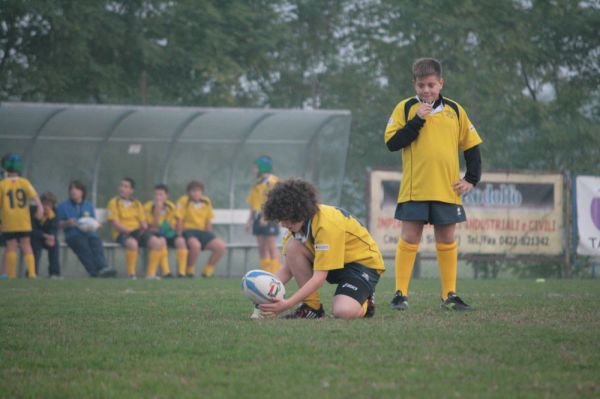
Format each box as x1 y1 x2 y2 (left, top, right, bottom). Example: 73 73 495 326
30 191 61 278
56 180 116 278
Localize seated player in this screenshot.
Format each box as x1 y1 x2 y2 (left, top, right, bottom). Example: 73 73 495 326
0 153 43 279
57 180 116 277
144 184 187 278
245 156 281 274
107 178 165 279
175 181 226 278
30 191 61 278
259 178 386 319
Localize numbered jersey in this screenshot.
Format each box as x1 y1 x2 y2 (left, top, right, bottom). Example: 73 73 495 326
0 177 38 233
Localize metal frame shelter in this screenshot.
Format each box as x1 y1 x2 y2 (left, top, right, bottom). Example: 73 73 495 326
0 102 352 246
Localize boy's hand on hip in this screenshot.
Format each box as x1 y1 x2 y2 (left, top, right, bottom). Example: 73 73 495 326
416 103 433 119
453 179 474 195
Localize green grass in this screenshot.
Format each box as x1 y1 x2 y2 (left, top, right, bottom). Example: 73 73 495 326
1 277 600 399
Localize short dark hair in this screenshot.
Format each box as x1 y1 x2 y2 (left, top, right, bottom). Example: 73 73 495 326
413 58 442 80
68 180 87 200
187 180 205 193
154 183 169 193
263 178 319 223
41 191 57 206
122 177 135 189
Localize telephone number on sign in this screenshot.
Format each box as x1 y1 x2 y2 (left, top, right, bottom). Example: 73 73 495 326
499 235 550 247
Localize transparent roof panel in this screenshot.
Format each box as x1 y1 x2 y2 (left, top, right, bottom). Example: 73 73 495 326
0 102 351 210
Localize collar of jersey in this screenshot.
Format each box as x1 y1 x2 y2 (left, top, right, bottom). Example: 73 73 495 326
416 94 445 115
293 218 313 242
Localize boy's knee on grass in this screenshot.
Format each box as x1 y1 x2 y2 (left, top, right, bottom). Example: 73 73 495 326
332 295 365 320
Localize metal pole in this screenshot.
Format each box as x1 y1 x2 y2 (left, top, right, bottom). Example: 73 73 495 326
22 107 68 175
91 110 137 206
161 111 206 184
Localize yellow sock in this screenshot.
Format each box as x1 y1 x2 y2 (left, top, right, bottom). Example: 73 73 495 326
177 249 188 276
303 290 321 310
259 258 270 272
146 250 161 277
159 247 171 275
270 259 281 273
395 239 419 295
126 250 138 276
24 254 36 278
5 251 17 279
186 265 195 276
436 241 458 300
202 264 215 277
361 300 368 317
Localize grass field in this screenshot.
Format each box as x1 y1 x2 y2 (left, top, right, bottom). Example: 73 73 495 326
1 277 600 399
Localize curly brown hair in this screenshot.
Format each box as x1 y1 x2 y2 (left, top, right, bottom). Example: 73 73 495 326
263 178 319 223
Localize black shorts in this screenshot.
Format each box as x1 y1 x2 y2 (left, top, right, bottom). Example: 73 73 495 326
146 230 178 248
252 213 280 237
182 230 216 248
395 201 466 225
2 231 31 241
116 229 152 247
326 262 381 305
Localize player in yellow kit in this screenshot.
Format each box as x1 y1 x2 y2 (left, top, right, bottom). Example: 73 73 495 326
107 178 166 279
259 178 385 319
384 58 483 311
175 181 226 278
143 184 185 278
0 154 43 279
245 156 281 274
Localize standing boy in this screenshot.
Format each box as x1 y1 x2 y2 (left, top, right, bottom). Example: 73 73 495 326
384 58 482 311
0 154 43 279
259 178 385 319
245 156 281 274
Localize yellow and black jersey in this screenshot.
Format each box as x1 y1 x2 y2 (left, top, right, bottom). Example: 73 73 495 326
106 196 145 239
246 174 279 213
384 95 482 205
143 200 177 229
0 176 38 233
175 195 214 230
284 205 385 273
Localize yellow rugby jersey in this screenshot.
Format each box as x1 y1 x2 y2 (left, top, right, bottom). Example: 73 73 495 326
384 95 482 205
106 197 145 239
284 205 385 273
246 174 279 212
176 195 214 230
0 177 38 232
143 200 177 228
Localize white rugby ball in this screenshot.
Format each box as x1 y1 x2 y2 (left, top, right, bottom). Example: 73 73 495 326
241 269 286 304
77 216 100 232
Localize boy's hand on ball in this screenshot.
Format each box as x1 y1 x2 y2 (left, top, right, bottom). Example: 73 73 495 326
259 297 289 317
453 179 473 194
416 103 433 119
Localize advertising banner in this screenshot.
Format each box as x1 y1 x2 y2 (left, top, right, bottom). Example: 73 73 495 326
575 176 600 256
368 171 564 255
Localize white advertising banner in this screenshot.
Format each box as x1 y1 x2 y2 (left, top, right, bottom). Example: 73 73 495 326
368 170 564 255
575 176 600 256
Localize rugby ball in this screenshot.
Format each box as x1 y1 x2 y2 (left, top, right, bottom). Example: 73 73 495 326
241 269 286 304
77 216 100 232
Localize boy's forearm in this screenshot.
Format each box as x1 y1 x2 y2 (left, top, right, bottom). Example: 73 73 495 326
386 116 426 151
286 271 327 308
463 145 482 186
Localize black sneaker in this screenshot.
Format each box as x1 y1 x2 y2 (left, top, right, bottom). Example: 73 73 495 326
98 267 117 278
441 292 472 311
390 291 409 310
283 303 325 319
185 274 195 278
177 273 186 278
162 273 173 278
364 295 375 318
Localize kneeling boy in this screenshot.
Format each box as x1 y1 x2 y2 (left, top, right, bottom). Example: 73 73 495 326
259 178 385 320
